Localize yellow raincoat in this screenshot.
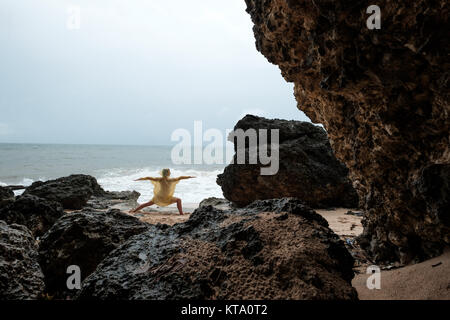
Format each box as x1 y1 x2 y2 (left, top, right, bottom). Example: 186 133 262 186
150 178 180 206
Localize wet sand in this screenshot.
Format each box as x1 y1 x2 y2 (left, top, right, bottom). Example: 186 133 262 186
130 205 364 234
353 249 450 300
128 202 197 225
315 208 363 237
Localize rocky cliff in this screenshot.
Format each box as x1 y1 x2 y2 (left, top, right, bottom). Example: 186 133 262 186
245 0 449 263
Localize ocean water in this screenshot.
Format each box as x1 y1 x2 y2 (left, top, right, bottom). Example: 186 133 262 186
0 143 229 204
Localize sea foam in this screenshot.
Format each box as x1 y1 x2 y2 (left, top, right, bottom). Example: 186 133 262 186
97 167 224 204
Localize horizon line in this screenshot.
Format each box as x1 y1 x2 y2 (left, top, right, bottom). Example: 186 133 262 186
0 142 175 147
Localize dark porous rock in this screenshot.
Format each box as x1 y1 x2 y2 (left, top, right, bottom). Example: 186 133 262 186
217 115 358 208
77 198 357 300
198 197 232 210
244 198 330 226
38 209 149 297
0 221 45 300
86 190 141 210
24 174 106 210
244 0 449 263
0 186 15 207
414 164 450 234
0 194 64 238
104 190 141 201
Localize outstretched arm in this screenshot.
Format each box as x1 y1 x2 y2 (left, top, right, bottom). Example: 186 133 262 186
134 177 161 182
174 176 196 181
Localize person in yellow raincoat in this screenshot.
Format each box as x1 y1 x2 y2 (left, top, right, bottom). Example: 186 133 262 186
130 168 195 215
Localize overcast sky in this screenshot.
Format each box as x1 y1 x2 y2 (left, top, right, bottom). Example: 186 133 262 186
0 0 310 145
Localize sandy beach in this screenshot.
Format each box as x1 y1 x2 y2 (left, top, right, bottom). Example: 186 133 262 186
128 202 197 225
129 206 364 234
315 208 363 237
353 249 450 300
318 209 449 300
130 205 364 231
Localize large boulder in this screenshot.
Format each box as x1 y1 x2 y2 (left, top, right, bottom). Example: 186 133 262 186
0 221 45 300
217 115 358 208
77 198 357 300
38 209 149 297
0 194 64 238
0 186 14 207
244 0 449 263
23 175 106 210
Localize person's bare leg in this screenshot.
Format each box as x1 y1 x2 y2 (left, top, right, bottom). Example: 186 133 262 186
130 201 154 213
174 197 183 215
